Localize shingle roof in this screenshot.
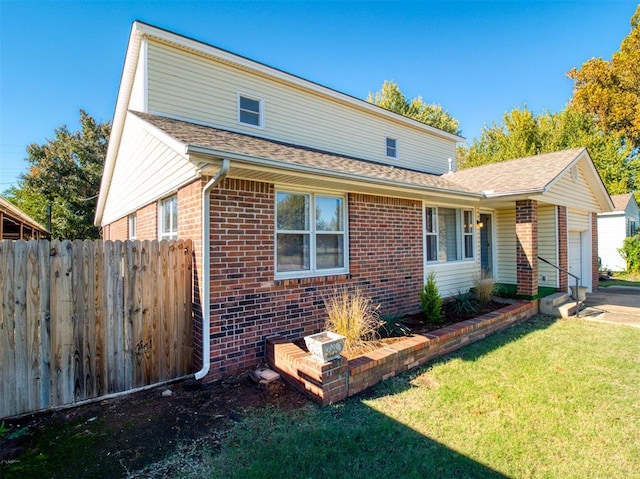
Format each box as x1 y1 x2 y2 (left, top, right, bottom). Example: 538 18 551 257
133 112 477 195
447 148 587 195
610 193 634 211
0 196 49 233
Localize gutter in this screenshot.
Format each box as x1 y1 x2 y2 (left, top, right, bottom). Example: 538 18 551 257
186 145 482 199
194 158 230 381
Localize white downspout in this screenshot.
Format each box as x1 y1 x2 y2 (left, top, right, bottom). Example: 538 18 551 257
195 159 230 380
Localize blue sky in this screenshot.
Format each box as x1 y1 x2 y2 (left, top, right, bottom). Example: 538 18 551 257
0 1 637 191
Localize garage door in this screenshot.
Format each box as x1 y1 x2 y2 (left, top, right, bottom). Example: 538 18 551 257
568 232 582 281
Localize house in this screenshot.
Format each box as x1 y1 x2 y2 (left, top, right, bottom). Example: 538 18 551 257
0 196 49 240
598 193 639 272
95 21 613 381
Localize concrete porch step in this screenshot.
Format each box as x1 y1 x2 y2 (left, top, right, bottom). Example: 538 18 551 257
540 292 581 318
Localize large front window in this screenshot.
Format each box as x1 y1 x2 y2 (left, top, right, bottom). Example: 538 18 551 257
425 206 475 263
276 191 346 276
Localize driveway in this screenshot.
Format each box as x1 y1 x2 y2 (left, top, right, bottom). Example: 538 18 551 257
581 286 640 327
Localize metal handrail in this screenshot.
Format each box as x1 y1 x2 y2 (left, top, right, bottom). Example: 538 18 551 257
538 256 582 317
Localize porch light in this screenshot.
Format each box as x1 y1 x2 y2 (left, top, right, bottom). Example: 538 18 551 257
476 220 484 228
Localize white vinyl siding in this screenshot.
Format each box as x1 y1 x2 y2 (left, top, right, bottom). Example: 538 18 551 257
568 209 589 232
425 262 481 298
146 41 456 175
598 214 627 271
101 113 199 226
538 205 558 288
545 163 600 211
495 208 517 285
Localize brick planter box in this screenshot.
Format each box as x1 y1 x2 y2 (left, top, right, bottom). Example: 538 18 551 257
267 300 539 406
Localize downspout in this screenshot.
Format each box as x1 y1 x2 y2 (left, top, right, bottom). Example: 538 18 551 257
195 159 230 380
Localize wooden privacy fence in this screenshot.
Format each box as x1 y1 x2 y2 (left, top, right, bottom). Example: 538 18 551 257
0 239 193 418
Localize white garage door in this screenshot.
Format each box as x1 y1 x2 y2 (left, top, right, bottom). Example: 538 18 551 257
568 232 582 282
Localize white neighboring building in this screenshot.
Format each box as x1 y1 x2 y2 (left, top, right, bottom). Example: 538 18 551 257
598 193 640 272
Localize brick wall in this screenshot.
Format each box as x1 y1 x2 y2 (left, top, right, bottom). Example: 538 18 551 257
557 206 568 292
202 179 426 381
104 216 128 240
136 203 158 240
516 200 538 297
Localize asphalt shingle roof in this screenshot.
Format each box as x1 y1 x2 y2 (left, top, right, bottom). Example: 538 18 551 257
132 112 476 195
447 148 587 194
610 193 633 211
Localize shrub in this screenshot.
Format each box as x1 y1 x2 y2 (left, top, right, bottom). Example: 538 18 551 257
619 234 640 273
324 287 381 352
473 274 496 305
420 271 443 324
449 290 479 316
378 311 411 338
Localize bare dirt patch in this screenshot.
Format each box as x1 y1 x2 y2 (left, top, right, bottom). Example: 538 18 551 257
1 372 309 478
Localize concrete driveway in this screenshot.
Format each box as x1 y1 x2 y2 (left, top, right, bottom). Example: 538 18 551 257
581 286 640 327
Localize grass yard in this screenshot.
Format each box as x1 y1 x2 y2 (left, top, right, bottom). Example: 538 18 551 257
600 271 640 288
132 315 640 479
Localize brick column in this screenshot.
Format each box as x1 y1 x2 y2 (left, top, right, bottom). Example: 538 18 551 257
557 206 568 292
516 200 538 297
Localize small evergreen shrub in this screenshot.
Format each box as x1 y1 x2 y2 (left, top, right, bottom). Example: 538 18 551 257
324 287 381 352
420 271 443 324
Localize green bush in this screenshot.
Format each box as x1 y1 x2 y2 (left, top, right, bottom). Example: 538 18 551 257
619 234 640 273
449 290 479 316
420 271 443 324
378 311 411 338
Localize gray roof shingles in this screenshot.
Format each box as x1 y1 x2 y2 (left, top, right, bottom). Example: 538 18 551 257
132 112 476 194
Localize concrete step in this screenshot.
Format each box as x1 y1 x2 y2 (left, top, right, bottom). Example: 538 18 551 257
540 292 581 318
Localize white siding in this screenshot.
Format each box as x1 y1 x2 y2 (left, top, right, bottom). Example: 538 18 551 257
129 39 147 112
544 162 600 211
101 113 198 225
146 41 456 175
495 208 516 285
598 214 627 271
427 262 481 298
538 205 558 288
568 209 589 232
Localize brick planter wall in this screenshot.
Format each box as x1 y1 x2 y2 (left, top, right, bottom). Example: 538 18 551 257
268 300 538 405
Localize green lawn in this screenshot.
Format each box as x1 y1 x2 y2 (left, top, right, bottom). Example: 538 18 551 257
133 316 640 479
600 271 640 287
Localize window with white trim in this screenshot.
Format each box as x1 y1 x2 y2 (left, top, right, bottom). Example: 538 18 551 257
386 137 397 158
159 195 178 240
128 213 137 240
238 93 263 127
425 206 475 263
276 191 347 276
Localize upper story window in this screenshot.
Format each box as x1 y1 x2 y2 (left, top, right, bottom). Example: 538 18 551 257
629 218 637 237
238 92 263 128
159 195 178 240
275 191 347 278
425 206 475 263
128 213 137 240
386 137 397 158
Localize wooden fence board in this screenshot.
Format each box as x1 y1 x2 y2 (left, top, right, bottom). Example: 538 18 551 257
38 240 51 410
0 239 193 418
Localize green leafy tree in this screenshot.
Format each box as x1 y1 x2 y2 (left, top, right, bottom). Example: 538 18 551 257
420 271 443 324
367 80 461 135
3 110 110 239
568 5 640 152
459 106 638 196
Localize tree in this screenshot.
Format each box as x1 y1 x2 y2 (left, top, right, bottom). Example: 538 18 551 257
568 5 640 152
3 110 110 239
458 106 638 196
367 80 461 135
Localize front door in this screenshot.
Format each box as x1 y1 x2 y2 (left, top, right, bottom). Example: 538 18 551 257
480 213 493 277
